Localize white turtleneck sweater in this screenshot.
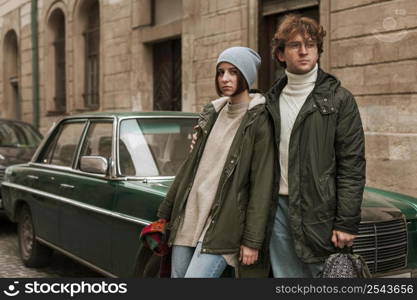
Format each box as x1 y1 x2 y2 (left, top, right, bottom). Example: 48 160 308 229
279 64 318 195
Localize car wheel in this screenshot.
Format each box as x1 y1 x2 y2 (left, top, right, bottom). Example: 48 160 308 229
18 205 52 267
134 246 161 278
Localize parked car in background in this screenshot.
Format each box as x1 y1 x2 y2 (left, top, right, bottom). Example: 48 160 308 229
0 119 43 210
1 112 417 277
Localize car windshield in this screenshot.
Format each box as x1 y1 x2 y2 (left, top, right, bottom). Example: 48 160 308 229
119 117 197 177
0 121 42 148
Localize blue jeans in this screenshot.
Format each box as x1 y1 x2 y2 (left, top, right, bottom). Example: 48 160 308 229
269 195 323 278
171 242 227 278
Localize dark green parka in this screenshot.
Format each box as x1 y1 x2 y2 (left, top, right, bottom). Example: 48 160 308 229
158 95 275 275
266 68 366 264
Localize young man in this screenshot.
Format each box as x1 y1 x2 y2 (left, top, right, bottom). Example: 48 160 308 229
265 14 366 277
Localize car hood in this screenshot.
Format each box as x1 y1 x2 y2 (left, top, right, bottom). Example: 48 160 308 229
362 187 417 221
0 147 36 167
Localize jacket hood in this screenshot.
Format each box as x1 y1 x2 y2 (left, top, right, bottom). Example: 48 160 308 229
211 93 266 113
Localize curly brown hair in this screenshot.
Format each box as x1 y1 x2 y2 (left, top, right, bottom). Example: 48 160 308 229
271 14 326 68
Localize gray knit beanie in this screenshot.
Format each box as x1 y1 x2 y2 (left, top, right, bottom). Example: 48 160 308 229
216 47 261 88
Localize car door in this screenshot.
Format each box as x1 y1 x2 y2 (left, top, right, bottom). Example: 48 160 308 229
109 117 196 276
59 119 116 274
30 120 87 246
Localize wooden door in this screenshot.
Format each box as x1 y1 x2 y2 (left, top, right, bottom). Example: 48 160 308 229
153 38 182 111
258 6 319 92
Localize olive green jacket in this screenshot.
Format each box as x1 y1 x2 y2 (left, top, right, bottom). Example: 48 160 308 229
157 94 275 276
266 68 366 264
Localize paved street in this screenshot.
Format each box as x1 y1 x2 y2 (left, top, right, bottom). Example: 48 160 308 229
0 212 101 278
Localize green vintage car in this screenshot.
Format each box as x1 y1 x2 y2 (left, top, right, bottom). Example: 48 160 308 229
1 112 417 277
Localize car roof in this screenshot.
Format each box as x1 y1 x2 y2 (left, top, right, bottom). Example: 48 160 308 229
0 118 37 126
64 111 199 120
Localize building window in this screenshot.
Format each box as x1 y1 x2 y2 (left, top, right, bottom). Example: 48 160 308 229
3 30 20 120
153 38 182 111
83 1 100 109
48 8 66 113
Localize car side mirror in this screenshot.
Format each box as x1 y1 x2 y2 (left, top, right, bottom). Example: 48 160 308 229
80 156 108 175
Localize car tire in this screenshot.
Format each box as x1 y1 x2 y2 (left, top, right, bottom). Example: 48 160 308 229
134 246 161 278
17 205 52 267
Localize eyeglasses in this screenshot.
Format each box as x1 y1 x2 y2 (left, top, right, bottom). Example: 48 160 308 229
285 41 317 51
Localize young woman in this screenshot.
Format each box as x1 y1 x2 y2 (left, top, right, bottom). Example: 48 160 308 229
157 47 275 278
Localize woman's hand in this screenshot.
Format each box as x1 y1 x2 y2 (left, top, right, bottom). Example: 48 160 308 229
189 125 199 152
239 245 259 265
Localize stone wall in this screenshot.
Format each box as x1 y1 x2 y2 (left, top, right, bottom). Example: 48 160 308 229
182 0 249 112
329 0 417 196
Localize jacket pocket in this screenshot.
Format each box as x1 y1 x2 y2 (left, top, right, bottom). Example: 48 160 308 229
319 173 335 198
303 217 335 255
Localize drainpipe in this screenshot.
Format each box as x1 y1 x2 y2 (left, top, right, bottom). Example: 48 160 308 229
31 0 40 129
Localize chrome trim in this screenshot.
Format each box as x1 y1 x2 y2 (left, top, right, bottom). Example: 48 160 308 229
356 228 407 238
28 163 74 172
73 119 116 177
31 122 57 163
36 237 117 278
27 163 175 183
124 176 175 181
112 117 118 178
353 218 408 274
30 115 198 181
31 119 89 163
2 182 152 227
56 114 198 121
28 163 109 180
117 115 198 121
80 156 108 175
378 271 412 278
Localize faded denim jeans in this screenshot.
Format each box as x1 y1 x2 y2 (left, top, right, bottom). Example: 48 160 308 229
171 242 227 278
269 195 323 277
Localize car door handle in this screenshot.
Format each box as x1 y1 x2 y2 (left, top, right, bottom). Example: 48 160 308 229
60 184 75 190
27 175 39 180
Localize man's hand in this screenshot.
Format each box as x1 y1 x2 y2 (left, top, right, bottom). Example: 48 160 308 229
239 245 259 265
331 230 356 248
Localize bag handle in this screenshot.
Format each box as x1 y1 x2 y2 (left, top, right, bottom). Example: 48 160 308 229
336 246 353 254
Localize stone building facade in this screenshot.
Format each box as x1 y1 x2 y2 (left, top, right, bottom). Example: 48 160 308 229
0 0 416 196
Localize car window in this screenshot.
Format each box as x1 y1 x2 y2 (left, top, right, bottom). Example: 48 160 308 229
119 118 197 177
0 122 42 148
78 121 113 163
38 122 86 167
